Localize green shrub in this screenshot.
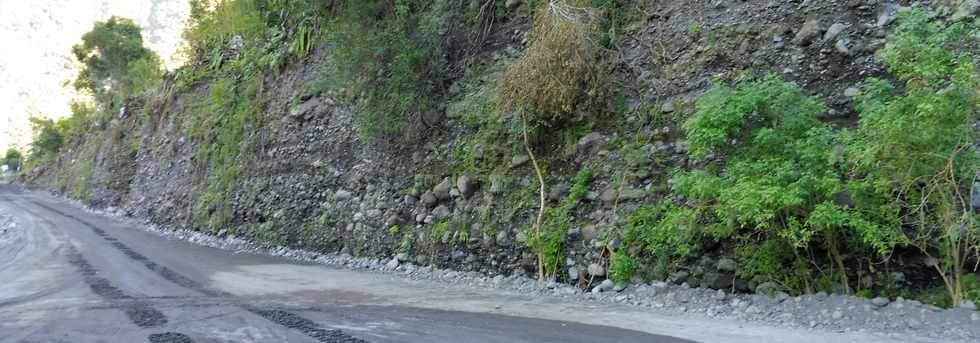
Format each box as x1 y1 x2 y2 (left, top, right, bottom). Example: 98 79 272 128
735 239 809 292
430 220 451 244
623 202 700 276
450 61 516 175
27 118 65 162
316 0 453 141
964 274 980 305
184 0 267 61
608 250 638 284
181 0 326 82
686 77 894 238
71 143 98 201
2 149 22 172
669 76 904 292
914 273 979 309
843 9 979 305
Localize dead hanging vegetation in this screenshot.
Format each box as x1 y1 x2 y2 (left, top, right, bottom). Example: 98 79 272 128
497 0 607 117
495 0 609 281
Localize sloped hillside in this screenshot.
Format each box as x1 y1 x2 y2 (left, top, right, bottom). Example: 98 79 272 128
21 0 980 312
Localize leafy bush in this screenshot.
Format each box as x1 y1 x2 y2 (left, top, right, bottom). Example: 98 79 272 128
181 0 326 85
59 102 97 144
843 9 979 305
633 9 976 297
183 0 268 62
916 273 980 309
667 76 904 293
965 274 980 305
622 202 700 276
691 78 894 231
3 149 22 172
735 239 809 292
498 0 606 117
608 251 638 284
27 118 65 162
317 0 453 141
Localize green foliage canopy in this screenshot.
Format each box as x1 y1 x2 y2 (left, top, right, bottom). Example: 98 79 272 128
319 0 452 141
3 148 22 172
72 16 162 108
843 9 979 304
27 118 64 161
679 76 902 257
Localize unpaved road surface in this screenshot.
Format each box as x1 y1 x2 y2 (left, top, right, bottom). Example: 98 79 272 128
0 185 951 343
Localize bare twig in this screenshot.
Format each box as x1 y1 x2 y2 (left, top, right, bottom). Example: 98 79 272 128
522 111 547 280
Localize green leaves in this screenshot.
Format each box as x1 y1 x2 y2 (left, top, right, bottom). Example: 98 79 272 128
638 74 912 290
72 16 162 108
530 167 594 279
624 202 700 274
27 118 64 161
319 0 448 142
682 76 826 161
844 9 979 304
679 77 866 252
654 9 975 297
2 149 22 172
608 251 638 284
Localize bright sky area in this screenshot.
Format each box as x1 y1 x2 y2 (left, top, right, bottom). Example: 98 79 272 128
0 0 189 152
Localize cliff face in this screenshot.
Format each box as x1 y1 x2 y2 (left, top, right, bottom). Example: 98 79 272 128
0 0 188 151
23 0 978 290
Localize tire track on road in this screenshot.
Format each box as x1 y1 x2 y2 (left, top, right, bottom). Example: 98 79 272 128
28 199 367 343
0 194 192 341
65 244 169 328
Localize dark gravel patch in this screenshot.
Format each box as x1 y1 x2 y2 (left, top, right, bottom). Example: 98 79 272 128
65 245 168 328
148 332 195 343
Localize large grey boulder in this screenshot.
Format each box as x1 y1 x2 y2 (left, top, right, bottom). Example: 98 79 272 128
548 182 570 201
588 263 606 277
432 205 451 220
668 271 690 284
385 257 400 269
871 297 891 308
756 282 781 295
716 258 737 272
793 18 823 46
334 190 353 201
592 279 615 293
457 174 477 198
289 98 319 121
577 132 604 150
823 23 847 42
421 191 438 208
703 272 734 290
510 155 530 168
877 3 902 27
433 178 453 201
